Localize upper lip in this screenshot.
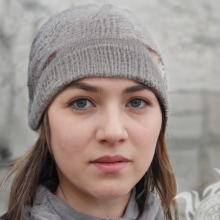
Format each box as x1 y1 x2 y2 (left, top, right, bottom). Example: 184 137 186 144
91 155 130 163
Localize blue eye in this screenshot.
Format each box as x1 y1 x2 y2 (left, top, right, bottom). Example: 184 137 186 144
129 99 147 108
70 98 93 110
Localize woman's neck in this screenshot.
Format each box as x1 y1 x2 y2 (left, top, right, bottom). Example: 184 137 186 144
55 180 132 218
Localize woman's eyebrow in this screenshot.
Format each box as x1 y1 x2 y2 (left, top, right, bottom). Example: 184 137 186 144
123 84 149 94
64 82 148 94
65 82 103 94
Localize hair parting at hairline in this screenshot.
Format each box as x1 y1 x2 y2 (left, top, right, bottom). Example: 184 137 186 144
0 99 178 220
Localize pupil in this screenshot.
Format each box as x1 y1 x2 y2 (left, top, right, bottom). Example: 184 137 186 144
76 99 87 108
131 99 141 107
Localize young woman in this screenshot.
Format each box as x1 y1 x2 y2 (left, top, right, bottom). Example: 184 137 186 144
1 3 178 220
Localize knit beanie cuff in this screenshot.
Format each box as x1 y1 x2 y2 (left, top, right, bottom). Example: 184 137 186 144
28 38 169 131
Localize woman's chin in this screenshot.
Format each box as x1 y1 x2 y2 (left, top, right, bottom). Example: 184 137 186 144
90 185 131 200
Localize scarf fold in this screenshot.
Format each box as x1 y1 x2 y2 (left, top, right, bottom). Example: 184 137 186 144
24 185 164 220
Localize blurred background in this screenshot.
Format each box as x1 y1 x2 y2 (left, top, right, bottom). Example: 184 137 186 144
0 0 220 219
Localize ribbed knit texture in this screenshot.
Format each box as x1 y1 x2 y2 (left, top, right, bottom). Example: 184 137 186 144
28 3 169 131
23 185 164 219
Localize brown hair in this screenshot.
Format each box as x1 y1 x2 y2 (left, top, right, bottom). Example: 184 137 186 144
1 113 58 220
1 103 178 220
135 103 178 219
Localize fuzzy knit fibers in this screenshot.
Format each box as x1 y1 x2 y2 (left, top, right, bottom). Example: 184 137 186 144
27 3 169 131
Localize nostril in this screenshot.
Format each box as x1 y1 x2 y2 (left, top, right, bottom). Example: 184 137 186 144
95 120 128 145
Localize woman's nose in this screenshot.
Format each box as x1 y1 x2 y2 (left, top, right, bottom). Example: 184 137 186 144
95 107 128 146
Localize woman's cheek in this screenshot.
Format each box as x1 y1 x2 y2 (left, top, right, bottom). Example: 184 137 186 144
130 122 159 170
132 121 160 147
52 124 89 154
51 111 90 145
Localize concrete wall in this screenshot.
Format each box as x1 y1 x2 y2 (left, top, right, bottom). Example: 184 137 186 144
0 0 220 217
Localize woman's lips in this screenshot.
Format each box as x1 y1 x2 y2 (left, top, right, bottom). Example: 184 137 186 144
91 155 130 173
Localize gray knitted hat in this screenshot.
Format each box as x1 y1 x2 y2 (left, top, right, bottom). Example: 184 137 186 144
28 3 169 131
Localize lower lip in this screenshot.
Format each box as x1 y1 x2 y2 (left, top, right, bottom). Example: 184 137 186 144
91 162 129 173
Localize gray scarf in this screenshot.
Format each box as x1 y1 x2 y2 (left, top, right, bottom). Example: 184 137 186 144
24 185 164 220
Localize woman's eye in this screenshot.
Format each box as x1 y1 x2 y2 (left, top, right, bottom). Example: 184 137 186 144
70 98 93 110
128 99 147 108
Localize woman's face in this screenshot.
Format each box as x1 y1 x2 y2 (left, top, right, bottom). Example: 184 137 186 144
48 77 162 200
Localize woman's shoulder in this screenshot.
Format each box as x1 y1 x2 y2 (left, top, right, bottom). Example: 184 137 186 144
0 186 61 220
124 188 165 220
142 191 165 220
25 185 62 220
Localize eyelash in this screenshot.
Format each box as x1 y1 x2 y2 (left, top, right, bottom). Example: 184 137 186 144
68 97 149 111
126 98 149 109
68 97 94 111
